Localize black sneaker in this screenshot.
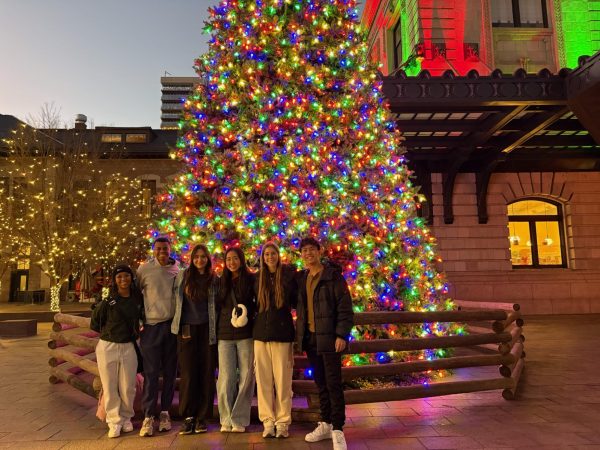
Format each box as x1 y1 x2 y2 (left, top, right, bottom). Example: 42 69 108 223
194 419 208 434
179 417 195 435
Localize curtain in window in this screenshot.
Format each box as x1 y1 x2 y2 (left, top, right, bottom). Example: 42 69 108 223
519 0 544 26
491 0 514 25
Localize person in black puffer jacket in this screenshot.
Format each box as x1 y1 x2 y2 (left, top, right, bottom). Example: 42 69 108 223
90 265 144 439
295 238 354 450
253 242 298 439
216 247 256 433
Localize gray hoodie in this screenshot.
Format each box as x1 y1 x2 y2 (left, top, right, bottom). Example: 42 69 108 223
137 257 180 325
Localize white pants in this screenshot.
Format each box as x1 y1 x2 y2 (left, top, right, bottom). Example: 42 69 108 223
254 341 294 427
96 339 137 427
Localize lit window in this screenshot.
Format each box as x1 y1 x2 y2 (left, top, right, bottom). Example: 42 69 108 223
125 133 147 143
507 199 566 268
17 246 31 270
101 134 122 143
492 0 548 28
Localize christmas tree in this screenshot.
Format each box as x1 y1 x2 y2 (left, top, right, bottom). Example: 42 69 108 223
153 0 458 366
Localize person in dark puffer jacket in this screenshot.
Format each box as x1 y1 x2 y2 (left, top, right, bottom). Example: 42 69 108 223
253 242 298 439
216 247 256 433
295 238 354 450
91 265 144 439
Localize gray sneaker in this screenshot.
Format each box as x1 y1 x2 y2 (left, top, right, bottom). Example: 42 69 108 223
158 411 171 432
332 430 347 450
276 424 289 438
139 417 154 437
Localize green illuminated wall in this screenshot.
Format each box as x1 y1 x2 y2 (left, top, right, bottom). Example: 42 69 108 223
559 0 600 68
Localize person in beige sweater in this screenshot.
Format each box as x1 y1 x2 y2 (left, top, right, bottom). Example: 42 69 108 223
136 237 181 437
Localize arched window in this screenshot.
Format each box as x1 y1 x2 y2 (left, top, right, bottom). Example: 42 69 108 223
507 199 567 268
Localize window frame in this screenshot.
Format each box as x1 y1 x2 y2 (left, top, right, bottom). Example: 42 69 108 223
492 0 549 28
392 17 402 70
508 198 568 269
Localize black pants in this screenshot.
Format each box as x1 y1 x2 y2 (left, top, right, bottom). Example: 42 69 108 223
140 320 178 418
177 323 215 421
305 332 345 430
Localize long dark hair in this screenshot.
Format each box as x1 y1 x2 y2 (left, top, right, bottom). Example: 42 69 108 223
220 247 251 303
257 242 283 311
184 244 213 301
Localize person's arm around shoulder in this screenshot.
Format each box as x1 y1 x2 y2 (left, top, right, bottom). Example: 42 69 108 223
136 263 146 293
333 271 354 352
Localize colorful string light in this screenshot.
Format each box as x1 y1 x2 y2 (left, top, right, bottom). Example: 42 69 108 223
152 0 461 368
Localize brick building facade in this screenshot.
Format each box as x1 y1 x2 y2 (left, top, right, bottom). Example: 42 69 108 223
362 0 600 313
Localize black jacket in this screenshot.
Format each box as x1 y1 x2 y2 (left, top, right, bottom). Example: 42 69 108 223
216 273 256 341
90 294 143 343
296 265 354 354
252 265 298 343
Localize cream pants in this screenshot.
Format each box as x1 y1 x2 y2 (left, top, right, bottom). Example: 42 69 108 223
254 340 294 427
96 339 137 427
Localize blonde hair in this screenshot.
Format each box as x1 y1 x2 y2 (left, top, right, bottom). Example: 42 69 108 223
258 242 283 311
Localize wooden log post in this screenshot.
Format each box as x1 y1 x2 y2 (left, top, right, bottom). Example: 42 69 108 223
492 310 523 333
292 377 514 404
355 310 507 325
48 348 100 377
502 357 524 400
455 300 520 311
499 342 524 377
53 313 91 329
49 365 97 398
342 353 516 380
347 332 511 354
49 331 98 351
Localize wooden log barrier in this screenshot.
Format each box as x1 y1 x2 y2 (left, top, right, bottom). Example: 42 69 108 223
49 306 526 407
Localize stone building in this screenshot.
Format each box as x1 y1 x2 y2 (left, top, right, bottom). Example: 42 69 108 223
362 0 600 313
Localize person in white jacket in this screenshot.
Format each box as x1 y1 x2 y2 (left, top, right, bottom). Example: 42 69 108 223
136 237 181 437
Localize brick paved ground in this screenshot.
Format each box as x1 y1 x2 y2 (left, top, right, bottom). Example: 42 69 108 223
1 315 599 449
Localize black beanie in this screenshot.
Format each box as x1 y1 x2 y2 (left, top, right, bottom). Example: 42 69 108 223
112 264 133 282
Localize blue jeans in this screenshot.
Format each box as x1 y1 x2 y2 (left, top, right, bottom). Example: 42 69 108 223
217 338 255 428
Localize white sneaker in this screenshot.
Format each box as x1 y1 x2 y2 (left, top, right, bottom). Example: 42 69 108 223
262 423 275 438
276 424 289 438
108 424 121 438
231 425 245 433
158 411 171 432
220 424 232 433
332 430 347 450
122 420 134 433
305 422 332 442
140 417 154 437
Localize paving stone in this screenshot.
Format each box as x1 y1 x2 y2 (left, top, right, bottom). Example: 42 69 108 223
363 437 426 449
419 436 484 449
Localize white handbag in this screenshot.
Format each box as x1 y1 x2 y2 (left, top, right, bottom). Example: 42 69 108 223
230 290 248 328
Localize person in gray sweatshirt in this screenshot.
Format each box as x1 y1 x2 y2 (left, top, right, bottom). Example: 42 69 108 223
136 237 181 437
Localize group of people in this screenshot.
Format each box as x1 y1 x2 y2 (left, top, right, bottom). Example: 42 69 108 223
90 236 354 450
